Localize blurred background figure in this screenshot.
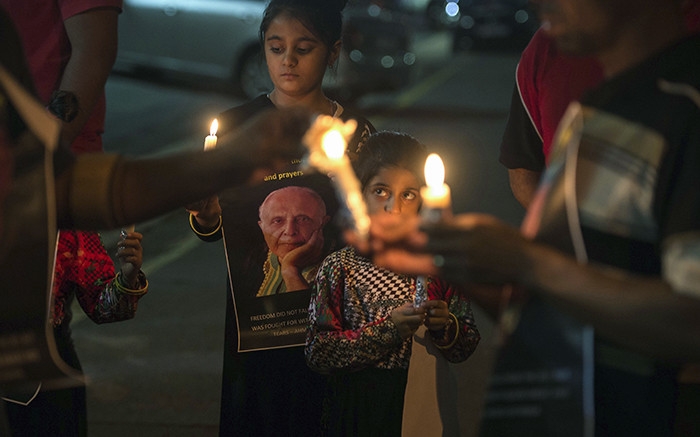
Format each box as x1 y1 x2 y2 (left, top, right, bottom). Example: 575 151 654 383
0 0 122 152
3 229 148 437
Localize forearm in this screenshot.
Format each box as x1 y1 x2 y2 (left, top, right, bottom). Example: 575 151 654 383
81 272 148 324
56 147 259 230
507 168 541 209
59 8 119 147
523 243 700 361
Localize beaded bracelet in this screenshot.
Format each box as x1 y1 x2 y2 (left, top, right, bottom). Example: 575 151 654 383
189 213 222 237
433 312 459 350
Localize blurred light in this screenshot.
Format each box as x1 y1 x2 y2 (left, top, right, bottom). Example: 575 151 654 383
445 2 460 18
514 9 530 24
380 56 395 68
460 15 475 29
322 130 346 159
349 49 364 62
367 4 381 17
403 52 416 65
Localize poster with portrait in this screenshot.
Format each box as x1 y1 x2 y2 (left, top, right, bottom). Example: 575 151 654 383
219 169 343 352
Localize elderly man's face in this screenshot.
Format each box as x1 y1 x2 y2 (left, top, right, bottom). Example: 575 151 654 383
258 188 328 259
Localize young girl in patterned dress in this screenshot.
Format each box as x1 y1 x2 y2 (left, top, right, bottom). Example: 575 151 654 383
305 131 481 437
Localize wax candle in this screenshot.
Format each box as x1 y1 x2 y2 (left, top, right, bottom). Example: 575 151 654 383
204 118 218 150
302 115 370 240
416 153 452 306
420 153 451 223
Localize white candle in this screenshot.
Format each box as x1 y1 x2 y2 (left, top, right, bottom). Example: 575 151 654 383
420 153 451 223
416 153 451 307
321 129 371 239
204 118 218 150
302 115 370 240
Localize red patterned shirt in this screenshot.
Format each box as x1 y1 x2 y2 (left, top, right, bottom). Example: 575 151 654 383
52 230 146 327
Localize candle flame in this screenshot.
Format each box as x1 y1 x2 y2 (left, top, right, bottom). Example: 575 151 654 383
210 119 218 136
321 129 346 160
424 153 445 189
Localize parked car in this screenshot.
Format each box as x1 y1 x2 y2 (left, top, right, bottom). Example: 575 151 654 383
114 0 416 101
425 0 538 51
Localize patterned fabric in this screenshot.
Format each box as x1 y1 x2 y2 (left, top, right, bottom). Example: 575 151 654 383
525 35 700 297
306 246 480 373
514 33 700 436
52 230 147 327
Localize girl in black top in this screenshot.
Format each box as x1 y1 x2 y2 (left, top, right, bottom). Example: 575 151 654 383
188 1 374 435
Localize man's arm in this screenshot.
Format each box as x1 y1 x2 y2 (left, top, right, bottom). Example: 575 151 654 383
499 85 545 208
362 213 700 362
507 168 542 208
58 7 119 148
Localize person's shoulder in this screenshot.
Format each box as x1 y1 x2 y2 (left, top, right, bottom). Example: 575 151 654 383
517 28 558 78
218 94 273 135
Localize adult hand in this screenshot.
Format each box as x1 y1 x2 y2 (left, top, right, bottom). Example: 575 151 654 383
360 212 534 288
117 230 143 288
280 227 325 272
218 107 312 176
280 228 325 292
391 302 426 340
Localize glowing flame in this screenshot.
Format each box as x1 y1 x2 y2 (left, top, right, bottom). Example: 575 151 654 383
321 129 346 160
210 119 218 136
424 153 445 189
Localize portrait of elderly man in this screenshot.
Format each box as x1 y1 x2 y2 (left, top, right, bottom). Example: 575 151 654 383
256 186 330 297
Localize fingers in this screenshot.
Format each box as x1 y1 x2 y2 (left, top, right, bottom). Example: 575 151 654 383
417 300 450 331
391 302 427 339
117 231 143 266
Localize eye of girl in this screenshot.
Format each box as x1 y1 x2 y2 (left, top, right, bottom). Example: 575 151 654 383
296 45 314 54
372 187 389 197
401 191 418 201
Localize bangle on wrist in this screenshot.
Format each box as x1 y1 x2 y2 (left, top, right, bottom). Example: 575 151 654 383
189 213 222 237
115 271 148 295
433 312 459 350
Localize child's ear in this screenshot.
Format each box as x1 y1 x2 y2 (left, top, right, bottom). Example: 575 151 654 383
328 40 342 66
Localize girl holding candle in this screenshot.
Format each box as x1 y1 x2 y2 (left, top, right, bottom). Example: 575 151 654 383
186 0 374 435
305 131 481 437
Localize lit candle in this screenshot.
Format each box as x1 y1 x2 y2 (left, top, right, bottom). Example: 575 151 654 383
420 153 452 223
415 153 452 307
204 118 218 150
302 115 370 240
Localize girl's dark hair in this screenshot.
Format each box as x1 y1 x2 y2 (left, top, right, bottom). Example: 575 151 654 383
259 0 348 50
353 131 429 190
